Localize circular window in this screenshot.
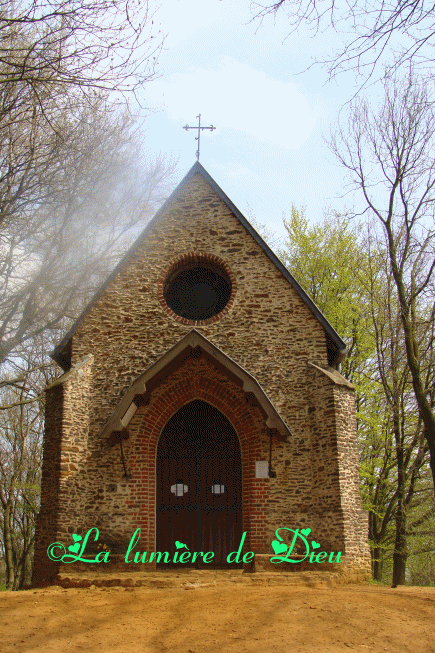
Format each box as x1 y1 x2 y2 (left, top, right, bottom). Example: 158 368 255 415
163 259 232 321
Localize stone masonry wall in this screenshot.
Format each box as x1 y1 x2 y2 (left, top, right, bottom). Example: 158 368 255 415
307 364 345 553
333 384 371 575
33 357 93 585
33 383 64 584
306 363 371 577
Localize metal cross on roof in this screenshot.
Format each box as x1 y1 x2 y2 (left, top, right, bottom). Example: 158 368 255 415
183 114 216 160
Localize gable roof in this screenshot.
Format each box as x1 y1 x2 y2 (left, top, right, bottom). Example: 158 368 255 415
101 329 293 442
52 161 347 370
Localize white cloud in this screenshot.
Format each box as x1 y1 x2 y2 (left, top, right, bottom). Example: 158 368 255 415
150 58 316 150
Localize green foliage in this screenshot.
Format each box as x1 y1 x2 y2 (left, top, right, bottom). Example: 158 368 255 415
405 478 435 586
279 206 374 379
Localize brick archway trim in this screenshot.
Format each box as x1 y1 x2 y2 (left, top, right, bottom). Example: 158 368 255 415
133 371 268 552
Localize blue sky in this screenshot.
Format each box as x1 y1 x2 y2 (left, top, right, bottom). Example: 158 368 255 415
138 1 370 242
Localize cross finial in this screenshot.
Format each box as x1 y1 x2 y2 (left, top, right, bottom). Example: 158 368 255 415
183 114 216 160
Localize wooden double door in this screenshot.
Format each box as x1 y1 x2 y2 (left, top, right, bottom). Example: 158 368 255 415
156 400 242 567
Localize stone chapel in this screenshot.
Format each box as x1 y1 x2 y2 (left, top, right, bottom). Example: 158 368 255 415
32 162 370 585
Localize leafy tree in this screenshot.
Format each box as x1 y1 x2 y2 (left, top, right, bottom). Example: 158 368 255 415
279 206 374 382
279 208 388 576
406 473 435 586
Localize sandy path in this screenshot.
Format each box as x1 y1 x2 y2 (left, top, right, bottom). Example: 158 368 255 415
1 582 434 653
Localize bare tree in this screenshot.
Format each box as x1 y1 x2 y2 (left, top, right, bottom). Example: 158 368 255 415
251 0 435 83
366 241 432 585
0 94 177 368
0 0 163 123
329 69 435 498
0 0 164 234
0 336 54 590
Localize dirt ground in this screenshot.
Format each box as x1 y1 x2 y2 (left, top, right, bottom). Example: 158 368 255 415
1 578 434 653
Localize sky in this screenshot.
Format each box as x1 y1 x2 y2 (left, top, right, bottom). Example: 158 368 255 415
136 0 371 244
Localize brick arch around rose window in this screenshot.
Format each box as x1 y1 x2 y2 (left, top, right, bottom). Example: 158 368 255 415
126 355 271 558
158 251 237 326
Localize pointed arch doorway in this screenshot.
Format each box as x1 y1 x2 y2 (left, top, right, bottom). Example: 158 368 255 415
156 400 243 568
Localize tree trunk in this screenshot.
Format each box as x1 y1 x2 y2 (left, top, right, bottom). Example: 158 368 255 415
25 541 35 587
392 432 407 586
392 503 407 586
372 547 383 581
3 500 15 591
387 240 435 497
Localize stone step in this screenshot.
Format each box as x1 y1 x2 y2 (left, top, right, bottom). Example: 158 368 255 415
54 570 348 589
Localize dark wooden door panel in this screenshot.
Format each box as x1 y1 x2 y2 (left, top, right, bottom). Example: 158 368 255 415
156 455 197 556
156 400 242 568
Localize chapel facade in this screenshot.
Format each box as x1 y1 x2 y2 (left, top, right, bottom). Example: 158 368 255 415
32 162 371 584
